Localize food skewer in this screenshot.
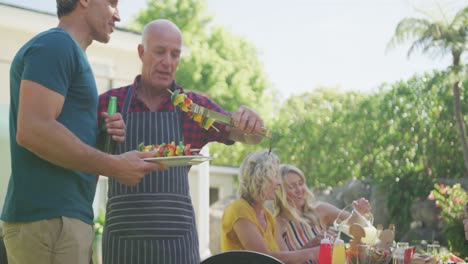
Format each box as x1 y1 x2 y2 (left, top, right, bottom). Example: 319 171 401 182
167 89 219 131
167 89 272 138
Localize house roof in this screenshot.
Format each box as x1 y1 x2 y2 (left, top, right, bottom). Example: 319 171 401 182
0 2 141 35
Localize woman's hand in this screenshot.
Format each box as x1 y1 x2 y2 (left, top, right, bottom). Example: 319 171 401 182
303 230 338 249
303 235 323 248
352 197 372 218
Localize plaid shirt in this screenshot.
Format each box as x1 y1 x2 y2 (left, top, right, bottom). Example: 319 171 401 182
98 76 234 149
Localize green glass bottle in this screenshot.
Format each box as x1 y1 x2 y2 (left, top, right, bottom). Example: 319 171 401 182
103 96 117 153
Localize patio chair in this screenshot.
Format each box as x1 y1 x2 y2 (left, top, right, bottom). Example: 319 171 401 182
201 250 283 264
0 237 7 264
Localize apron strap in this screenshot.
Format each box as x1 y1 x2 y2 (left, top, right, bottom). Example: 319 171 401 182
122 83 134 114
122 80 179 114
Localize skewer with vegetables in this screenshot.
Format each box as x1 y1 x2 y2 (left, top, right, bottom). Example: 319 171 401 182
169 89 217 131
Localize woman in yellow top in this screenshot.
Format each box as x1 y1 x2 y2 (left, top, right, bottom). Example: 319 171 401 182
221 150 318 264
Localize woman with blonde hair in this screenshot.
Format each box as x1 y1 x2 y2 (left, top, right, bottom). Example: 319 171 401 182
221 150 318 264
274 164 371 251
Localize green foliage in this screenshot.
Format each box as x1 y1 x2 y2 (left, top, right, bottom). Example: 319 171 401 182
369 71 463 238
272 88 369 187
271 67 467 241
127 0 212 40
369 71 463 239
176 27 275 116
429 183 468 258
387 6 467 61
94 209 105 237
92 210 105 264
388 4 468 172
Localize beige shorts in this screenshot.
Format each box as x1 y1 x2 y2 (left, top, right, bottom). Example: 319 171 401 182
2 216 94 264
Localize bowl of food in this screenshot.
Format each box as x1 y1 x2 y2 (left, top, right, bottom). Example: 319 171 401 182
346 245 392 264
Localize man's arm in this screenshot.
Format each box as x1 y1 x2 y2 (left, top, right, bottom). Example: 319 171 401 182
228 131 264 145
17 80 164 185
274 217 290 251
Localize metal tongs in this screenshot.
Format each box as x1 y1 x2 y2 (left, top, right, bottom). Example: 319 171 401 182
190 103 273 138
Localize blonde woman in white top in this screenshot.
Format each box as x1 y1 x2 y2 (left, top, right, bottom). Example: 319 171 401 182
274 164 372 251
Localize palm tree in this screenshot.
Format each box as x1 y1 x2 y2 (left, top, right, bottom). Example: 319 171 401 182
388 5 468 172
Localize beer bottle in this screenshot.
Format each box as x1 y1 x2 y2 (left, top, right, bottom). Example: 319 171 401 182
102 96 117 153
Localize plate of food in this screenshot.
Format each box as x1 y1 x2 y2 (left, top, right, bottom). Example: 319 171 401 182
138 141 213 166
143 155 213 166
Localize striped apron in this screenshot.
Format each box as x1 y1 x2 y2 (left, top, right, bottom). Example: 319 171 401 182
102 87 200 264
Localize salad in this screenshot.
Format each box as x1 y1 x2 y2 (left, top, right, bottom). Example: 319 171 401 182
137 141 196 157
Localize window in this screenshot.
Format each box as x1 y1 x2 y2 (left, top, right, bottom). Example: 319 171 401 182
209 187 219 205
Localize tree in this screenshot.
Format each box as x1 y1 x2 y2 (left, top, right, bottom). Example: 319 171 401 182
387 5 468 172
272 87 369 187
271 70 466 240
127 0 212 41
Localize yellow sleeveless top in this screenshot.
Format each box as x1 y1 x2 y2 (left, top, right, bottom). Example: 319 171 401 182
221 198 280 252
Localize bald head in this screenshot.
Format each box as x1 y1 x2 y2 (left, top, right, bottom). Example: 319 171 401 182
141 19 182 49
138 19 183 91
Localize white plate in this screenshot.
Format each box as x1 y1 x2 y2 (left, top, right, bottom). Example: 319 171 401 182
143 155 213 166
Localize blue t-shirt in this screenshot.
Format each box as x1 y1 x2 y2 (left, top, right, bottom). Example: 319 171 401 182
1 28 98 225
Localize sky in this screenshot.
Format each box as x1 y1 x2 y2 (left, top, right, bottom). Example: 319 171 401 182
1 0 465 97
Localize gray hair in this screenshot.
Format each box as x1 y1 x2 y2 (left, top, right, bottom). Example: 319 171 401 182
238 150 280 203
141 19 182 49
56 0 78 18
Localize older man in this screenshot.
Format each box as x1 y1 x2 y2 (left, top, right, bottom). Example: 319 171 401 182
98 19 266 264
1 1 164 263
